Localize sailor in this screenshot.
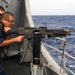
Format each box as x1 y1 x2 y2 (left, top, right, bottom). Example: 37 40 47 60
0 5 6 75
0 11 24 75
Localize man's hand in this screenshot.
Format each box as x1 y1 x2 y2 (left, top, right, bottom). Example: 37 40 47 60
15 36 25 42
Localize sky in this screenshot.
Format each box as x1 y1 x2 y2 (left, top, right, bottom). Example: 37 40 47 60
29 0 75 15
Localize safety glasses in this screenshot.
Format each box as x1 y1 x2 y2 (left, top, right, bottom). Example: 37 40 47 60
4 18 14 23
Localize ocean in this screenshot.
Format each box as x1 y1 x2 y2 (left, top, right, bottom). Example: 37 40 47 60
32 15 75 75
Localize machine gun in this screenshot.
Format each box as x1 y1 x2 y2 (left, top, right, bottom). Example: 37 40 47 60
6 27 71 64
7 27 69 38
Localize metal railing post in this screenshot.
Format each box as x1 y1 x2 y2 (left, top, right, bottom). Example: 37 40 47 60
61 37 66 73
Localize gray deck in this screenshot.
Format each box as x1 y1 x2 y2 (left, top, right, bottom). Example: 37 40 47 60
2 55 30 75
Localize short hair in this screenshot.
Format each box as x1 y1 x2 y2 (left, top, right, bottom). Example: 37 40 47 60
0 6 5 11
1 11 14 20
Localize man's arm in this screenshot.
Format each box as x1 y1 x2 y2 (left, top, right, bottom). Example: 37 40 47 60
0 36 24 47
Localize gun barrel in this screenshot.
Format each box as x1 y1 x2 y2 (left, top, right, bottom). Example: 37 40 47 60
67 30 75 32
46 29 68 37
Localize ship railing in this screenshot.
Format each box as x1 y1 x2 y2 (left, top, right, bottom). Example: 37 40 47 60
42 37 75 75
